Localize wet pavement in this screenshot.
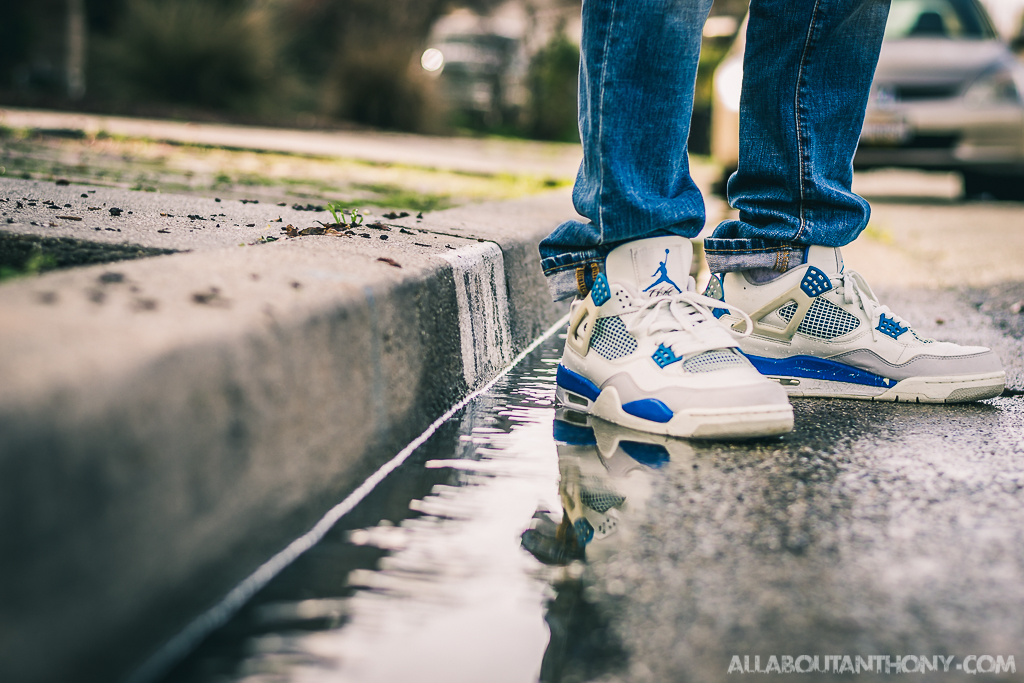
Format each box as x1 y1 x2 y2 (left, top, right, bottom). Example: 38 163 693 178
158 324 1024 683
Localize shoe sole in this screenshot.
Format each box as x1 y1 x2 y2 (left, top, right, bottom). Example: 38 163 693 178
764 371 1006 403
555 383 793 440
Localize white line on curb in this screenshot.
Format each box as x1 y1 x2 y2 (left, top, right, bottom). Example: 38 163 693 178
442 242 514 390
126 311 570 683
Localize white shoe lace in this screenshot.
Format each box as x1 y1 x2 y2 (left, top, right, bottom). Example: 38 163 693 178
624 290 754 345
839 269 913 343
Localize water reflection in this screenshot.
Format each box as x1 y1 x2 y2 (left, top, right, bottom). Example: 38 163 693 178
522 407 688 568
164 335 618 683
522 407 693 683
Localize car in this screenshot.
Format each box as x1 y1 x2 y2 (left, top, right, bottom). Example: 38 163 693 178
711 0 1024 199
420 11 528 128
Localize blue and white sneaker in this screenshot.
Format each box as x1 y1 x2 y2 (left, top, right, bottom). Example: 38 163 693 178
556 236 793 439
708 246 1005 403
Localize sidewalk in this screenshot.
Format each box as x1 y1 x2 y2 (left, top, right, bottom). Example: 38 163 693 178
0 107 583 178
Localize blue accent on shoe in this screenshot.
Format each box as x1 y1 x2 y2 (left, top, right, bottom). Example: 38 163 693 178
652 343 683 368
619 441 670 468
590 273 611 306
876 313 909 339
800 267 833 297
573 517 595 546
552 419 597 446
622 398 674 423
745 354 889 388
643 248 682 293
702 274 728 318
556 364 601 401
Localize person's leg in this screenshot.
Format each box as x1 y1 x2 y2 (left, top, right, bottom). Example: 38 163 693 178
704 0 890 273
546 0 794 438
539 0 712 303
703 0 1004 403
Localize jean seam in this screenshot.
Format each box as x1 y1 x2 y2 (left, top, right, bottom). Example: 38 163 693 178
595 0 619 244
793 0 823 244
705 245 799 254
542 257 604 275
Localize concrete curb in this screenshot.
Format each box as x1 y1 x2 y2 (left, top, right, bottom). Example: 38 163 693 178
0 181 570 682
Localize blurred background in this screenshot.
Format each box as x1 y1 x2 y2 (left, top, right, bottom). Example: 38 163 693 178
0 0 587 140
1 0 1024 166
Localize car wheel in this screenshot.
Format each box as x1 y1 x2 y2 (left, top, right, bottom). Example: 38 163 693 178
962 171 1024 201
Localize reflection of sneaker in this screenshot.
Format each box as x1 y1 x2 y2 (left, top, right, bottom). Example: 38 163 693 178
520 512 586 566
556 236 793 439
708 246 1005 403
591 417 697 475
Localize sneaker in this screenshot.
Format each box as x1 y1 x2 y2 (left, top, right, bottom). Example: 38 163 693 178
555 236 794 438
706 246 1005 403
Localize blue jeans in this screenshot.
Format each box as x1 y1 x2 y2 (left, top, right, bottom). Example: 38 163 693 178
540 0 891 301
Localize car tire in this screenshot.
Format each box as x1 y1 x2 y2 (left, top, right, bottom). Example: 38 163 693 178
962 171 1024 201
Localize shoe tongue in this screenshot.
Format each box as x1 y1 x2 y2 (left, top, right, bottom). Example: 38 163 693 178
804 246 844 275
605 236 693 298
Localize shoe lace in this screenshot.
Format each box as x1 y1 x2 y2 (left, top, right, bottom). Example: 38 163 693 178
839 269 912 343
623 290 754 348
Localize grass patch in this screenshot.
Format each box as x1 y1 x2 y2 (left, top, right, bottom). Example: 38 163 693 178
1 130 575 211
0 251 57 282
0 232 177 282
349 183 452 212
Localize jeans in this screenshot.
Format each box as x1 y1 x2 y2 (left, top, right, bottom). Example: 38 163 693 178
539 0 891 302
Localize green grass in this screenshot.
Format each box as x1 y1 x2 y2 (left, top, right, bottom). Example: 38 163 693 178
1 130 575 212
0 252 58 282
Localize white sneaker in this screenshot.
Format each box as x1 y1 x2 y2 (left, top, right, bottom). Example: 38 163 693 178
555 236 794 439
707 246 1006 403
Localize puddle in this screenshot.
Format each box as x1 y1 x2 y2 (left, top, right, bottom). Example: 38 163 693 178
161 334 651 683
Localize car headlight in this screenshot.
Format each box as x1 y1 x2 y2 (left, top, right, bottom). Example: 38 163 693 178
714 57 743 113
963 64 1024 107
421 48 445 73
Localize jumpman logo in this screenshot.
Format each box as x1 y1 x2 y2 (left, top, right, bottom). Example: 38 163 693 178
643 249 682 293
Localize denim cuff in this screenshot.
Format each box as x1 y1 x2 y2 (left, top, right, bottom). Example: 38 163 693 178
540 249 607 302
703 238 807 274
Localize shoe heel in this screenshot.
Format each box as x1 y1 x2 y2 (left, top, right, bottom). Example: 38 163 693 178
556 384 593 412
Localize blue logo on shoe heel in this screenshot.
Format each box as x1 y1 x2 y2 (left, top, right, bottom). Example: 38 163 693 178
800 267 832 297
643 249 682 293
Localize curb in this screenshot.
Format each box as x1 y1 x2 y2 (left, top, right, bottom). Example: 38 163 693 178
0 184 570 683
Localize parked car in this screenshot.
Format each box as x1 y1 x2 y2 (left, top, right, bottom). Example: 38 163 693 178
712 0 1024 199
420 12 528 128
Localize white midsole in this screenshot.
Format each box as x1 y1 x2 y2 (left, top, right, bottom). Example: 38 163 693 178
555 384 793 439
767 371 1006 403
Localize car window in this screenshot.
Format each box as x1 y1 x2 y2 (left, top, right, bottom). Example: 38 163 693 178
884 0 996 39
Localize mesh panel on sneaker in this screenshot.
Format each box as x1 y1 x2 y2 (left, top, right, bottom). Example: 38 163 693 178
580 478 626 513
775 301 798 321
777 298 860 339
591 316 638 359
683 349 750 373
